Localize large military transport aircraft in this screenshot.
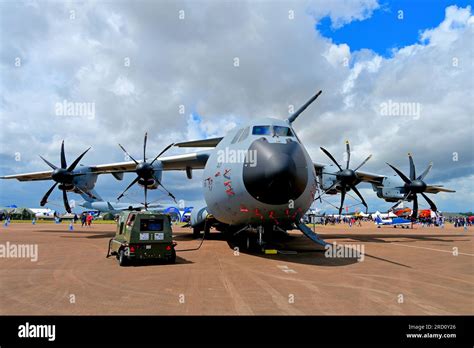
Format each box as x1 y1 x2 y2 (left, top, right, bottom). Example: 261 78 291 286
1 90 454 247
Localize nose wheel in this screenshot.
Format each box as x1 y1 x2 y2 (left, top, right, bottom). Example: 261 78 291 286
257 225 264 246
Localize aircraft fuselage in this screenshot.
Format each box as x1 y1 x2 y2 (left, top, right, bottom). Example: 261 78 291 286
202 117 318 228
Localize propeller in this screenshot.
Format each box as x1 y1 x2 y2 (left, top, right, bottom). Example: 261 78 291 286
117 133 175 209
318 141 372 214
386 153 437 220
39 141 91 213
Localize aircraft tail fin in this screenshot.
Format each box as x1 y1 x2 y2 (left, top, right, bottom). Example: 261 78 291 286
374 216 383 225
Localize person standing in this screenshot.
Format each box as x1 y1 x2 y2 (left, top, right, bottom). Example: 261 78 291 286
86 213 93 227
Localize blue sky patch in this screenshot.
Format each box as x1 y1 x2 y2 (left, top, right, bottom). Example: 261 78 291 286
317 0 471 57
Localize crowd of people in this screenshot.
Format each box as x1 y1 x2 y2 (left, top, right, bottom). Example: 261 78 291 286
309 214 473 229
319 216 369 226
79 212 94 227
447 216 472 228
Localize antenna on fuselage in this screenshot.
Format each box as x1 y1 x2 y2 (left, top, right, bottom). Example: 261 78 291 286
287 90 322 124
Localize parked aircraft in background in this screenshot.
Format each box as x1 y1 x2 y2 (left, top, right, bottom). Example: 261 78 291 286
374 213 411 228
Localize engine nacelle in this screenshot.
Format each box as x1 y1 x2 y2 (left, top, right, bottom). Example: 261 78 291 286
72 166 99 191
372 177 406 202
319 165 339 193
190 204 209 228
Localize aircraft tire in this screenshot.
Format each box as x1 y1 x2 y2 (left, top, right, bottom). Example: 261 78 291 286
193 226 201 238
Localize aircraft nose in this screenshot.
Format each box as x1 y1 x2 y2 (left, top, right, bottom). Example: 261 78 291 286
243 138 308 205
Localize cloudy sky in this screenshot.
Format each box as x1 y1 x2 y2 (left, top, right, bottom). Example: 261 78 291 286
0 0 472 213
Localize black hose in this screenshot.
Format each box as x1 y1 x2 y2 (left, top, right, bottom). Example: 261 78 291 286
175 218 208 252
106 238 113 258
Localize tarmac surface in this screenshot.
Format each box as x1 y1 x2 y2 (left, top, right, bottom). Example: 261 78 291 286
0 221 472 315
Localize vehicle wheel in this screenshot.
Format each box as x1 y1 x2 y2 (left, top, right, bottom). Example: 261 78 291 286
118 249 129 267
169 249 176 264
193 226 201 238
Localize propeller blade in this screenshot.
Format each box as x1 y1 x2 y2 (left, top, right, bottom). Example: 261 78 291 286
40 182 58 206
67 147 91 172
117 176 140 201
63 189 71 213
150 143 175 165
118 144 138 165
350 185 368 213
144 184 148 210
417 162 433 181
345 141 350 169
408 153 416 180
339 187 346 215
143 132 148 162
39 156 58 170
412 194 418 220
421 192 437 212
60 140 67 169
320 147 342 171
388 191 411 211
313 180 339 202
156 179 177 203
354 154 372 172
386 163 411 184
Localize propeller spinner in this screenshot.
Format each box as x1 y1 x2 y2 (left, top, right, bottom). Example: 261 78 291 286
387 153 437 219
318 141 372 214
39 141 90 213
117 133 175 209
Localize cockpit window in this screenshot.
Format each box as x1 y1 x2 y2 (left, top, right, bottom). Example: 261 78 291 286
238 126 250 142
273 126 293 137
252 125 271 135
252 125 294 137
231 128 244 144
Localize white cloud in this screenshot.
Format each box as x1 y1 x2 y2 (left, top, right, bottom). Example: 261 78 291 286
0 1 471 213
110 76 136 96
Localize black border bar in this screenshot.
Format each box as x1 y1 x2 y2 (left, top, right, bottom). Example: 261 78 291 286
0 315 472 346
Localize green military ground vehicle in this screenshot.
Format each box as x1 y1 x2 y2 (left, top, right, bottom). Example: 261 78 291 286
108 211 176 266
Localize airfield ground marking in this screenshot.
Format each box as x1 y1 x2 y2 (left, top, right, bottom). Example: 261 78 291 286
391 243 474 257
277 265 297 274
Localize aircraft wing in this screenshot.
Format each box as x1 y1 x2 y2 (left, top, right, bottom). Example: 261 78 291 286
425 185 456 194
1 151 212 181
355 170 385 185
174 137 223 148
90 151 211 174
1 170 52 181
